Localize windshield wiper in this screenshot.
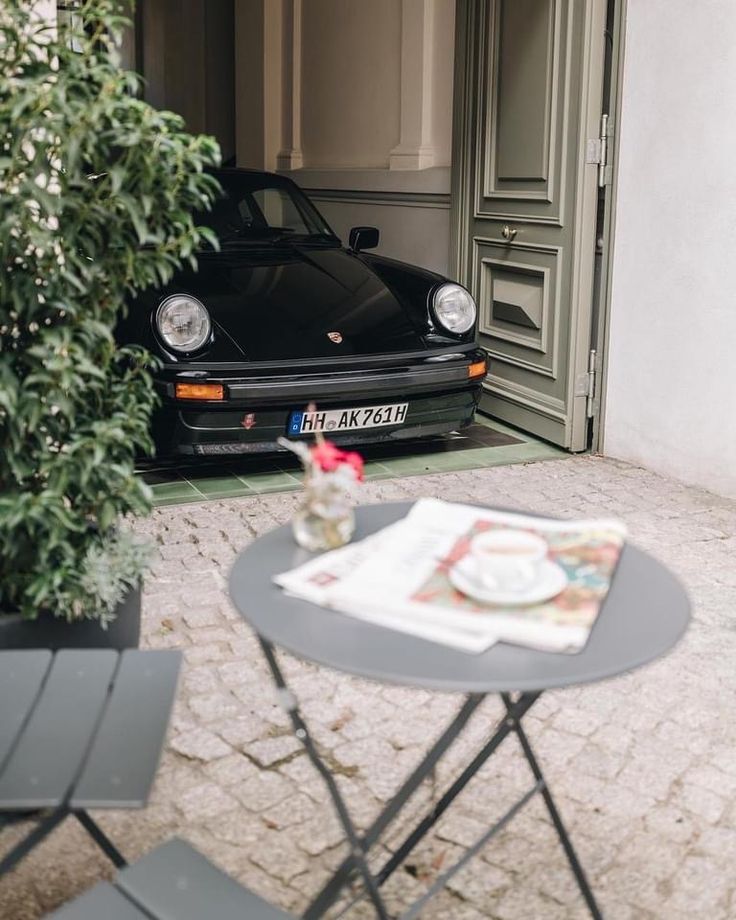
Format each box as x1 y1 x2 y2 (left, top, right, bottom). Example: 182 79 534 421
271 232 339 245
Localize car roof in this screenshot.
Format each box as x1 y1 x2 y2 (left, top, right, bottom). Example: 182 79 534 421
210 166 294 184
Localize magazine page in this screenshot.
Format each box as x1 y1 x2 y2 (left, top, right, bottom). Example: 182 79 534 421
326 499 627 653
273 521 498 652
274 499 627 654
274 523 402 606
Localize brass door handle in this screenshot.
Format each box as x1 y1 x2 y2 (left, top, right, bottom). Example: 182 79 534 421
501 225 518 242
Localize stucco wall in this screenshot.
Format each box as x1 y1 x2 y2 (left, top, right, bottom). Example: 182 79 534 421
604 0 736 497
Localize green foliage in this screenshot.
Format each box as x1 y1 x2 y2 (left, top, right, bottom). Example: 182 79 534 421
78 528 150 627
0 1 221 621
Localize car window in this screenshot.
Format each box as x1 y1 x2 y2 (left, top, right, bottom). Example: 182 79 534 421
195 173 338 246
251 187 311 234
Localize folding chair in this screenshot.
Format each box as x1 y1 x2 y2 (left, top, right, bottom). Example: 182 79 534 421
0 648 181 876
49 837 294 919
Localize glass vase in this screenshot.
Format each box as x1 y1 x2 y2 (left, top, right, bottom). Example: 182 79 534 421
292 485 355 551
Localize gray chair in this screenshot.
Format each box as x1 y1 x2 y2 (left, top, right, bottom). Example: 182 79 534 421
0 648 181 876
49 837 294 919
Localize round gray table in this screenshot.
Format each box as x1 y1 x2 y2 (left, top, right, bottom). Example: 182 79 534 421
229 502 690 920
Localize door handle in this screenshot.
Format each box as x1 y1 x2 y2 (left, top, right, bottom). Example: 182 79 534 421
501 225 518 242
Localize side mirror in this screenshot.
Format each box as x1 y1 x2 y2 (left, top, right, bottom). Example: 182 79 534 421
348 226 379 253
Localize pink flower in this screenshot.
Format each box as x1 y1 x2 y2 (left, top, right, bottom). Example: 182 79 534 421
309 440 364 481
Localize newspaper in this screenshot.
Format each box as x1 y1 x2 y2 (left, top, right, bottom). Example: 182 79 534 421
275 499 627 654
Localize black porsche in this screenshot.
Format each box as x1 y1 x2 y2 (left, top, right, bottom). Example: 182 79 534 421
121 168 487 457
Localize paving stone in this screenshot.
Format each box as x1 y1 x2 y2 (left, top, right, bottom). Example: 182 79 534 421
290 812 347 857
177 782 240 822
230 769 296 813
5 456 736 919
694 826 736 863
247 735 304 768
261 792 318 830
169 727 232 762
188 690 241 722
218 713 277 748
660 854 730 915
203 752 261 787
679 782 727 824
182 605 222 628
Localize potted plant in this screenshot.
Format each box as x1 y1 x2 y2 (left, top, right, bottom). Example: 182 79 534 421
0 0 220 648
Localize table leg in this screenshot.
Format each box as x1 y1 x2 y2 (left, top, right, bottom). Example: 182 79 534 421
304 693 486 919
375 691 540 887
502 693 603 920
258 638 392 920
255 640 602 920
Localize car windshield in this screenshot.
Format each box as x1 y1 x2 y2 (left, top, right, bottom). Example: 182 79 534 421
197 172 338 246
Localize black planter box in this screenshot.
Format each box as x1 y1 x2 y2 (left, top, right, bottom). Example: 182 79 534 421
0 583 142 650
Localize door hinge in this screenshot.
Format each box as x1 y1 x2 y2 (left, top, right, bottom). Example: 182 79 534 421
586 114 612 186
598 114 612 187
574 349 598 418
586 348 597 418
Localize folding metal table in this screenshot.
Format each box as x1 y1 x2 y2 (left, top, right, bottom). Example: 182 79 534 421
229 502 690 919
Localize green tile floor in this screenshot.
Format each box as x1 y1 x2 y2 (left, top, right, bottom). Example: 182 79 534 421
140 416 567 507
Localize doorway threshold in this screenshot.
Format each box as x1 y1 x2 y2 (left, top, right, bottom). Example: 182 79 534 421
141 416 568 507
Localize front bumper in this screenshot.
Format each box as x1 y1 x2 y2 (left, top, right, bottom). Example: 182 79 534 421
152 348 487 456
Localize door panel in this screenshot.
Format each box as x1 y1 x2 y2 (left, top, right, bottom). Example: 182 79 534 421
452 0 606 449
486 0 556 196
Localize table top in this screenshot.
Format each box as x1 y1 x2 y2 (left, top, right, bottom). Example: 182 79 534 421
228 502 690 693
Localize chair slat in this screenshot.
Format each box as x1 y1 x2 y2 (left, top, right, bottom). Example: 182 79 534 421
0 651 53 773
116 838 294 919
0 650 118 809
49 881 148 919
71 650 182 809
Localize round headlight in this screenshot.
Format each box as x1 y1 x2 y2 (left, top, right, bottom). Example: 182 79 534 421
155 294 211 353
431 283 477 335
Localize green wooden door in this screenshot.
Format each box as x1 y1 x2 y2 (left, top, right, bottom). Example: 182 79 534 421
451 0 607 450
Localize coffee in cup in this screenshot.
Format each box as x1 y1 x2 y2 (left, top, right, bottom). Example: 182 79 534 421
469 530 548 592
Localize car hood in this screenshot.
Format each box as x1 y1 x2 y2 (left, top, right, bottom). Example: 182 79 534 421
164 244 428 362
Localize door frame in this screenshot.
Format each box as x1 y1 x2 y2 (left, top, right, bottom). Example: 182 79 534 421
590 0 626 453
449 0 626 454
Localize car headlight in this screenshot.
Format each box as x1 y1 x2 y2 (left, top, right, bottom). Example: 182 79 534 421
431 283 477 335
155 294 211 353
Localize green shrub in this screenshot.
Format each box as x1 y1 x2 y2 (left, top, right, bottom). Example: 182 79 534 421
0 1 220 622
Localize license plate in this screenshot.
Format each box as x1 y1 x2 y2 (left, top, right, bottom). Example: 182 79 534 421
288 403 408 435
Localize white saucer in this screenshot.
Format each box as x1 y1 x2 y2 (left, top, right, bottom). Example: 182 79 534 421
449 556 568 607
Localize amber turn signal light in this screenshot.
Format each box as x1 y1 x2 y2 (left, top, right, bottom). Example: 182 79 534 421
467 360 487 379
175 382 225 401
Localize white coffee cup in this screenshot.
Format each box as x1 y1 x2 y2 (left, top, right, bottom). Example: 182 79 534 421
469 530 548 592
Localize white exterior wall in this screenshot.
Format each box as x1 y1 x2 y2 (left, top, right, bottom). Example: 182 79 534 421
604 0 736 497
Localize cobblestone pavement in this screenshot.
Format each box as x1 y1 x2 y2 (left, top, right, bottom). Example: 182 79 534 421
2 455 736 919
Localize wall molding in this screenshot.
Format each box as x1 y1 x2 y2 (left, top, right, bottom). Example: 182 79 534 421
276 0 303 170
304 188 451 209
279 165 451 195
389 0 439 170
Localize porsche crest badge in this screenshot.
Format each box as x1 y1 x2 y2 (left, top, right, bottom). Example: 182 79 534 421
327 331 343 344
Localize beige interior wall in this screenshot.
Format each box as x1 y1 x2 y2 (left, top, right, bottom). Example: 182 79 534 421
234 0 457 274
301 1 402 169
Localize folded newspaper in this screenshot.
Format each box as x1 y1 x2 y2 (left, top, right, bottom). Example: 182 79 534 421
274 499 627 654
